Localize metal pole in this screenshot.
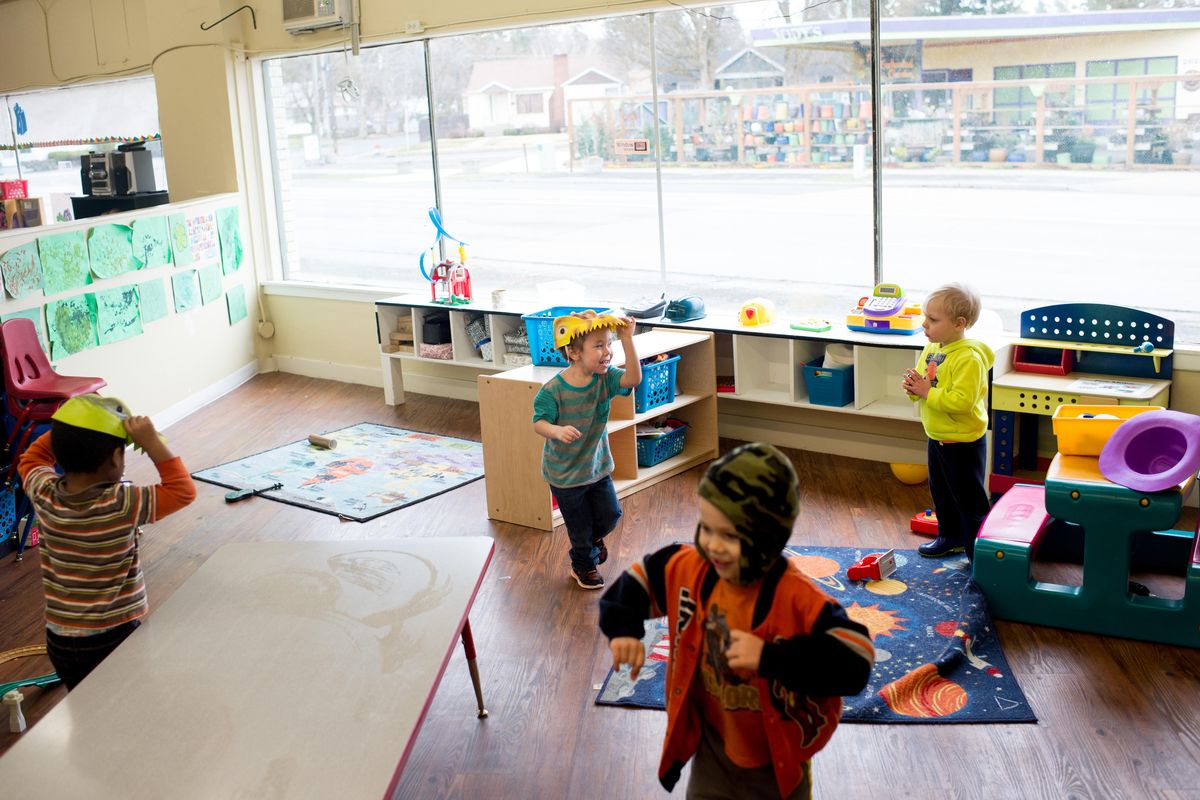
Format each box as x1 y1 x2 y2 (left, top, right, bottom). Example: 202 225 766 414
869 0 883 283
5 97 23 180
649 14 668 292
423 39 445 260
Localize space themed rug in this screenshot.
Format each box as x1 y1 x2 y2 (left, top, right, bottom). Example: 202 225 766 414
192 423 484 522
595 546 1036 724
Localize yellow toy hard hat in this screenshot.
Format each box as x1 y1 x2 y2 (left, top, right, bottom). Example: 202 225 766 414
552 310 625 350
51 394 135 445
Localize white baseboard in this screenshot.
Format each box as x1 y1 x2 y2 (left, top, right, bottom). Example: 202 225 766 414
719 412 926 465
155 360 261 431
271 355 385 389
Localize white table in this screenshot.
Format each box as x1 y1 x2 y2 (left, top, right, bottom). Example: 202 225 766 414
0 537 494 799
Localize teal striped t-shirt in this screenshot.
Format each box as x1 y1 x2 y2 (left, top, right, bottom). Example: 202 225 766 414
532 367 631 488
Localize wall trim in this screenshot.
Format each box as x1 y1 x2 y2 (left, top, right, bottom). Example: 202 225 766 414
260 281 415 304
155 360 261 432
271 355 385 388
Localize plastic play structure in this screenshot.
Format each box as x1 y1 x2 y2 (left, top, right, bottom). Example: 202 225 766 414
846 283 921 335
973 407 1200 648
419 208 472 305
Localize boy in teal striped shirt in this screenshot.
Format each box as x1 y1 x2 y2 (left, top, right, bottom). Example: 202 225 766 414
533 311 641 589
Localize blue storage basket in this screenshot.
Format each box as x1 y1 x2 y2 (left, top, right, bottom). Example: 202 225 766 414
634 355 680 413
521 306 607 367
802 359 854 407
637 424 688 467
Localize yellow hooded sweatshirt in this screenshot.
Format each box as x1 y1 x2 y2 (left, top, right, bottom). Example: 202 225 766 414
910 338 994 442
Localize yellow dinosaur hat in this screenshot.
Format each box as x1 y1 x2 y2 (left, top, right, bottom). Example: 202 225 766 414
51 394 135 445
552 310 626 349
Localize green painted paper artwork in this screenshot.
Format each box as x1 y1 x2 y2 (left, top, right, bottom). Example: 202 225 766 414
1 307 48 353
46 294 98 359
131 216 171 269
198 263 222 305
95 285 143 345
88 224 135 279
139 278 170 323
226 283 247 325
0 241 44 299
168 213 193 267
172 269 200 312
38 231 91 295
217 206 243 275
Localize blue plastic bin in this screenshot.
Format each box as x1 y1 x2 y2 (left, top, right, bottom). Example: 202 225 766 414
634 355 680 413
521 306 608 367
637 424 688 467
802 359 854 407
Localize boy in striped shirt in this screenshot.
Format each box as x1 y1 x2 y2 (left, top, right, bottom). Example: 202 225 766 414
18 394 196 690
533 311 641 590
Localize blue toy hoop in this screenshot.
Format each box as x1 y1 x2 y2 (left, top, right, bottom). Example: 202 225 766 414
419 207 469 281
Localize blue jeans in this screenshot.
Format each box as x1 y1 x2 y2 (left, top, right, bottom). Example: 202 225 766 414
550 475 622 573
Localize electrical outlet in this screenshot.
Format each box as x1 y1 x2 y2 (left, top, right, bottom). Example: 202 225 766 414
405 20 424 34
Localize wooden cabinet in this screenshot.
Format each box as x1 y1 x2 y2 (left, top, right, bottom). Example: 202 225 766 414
478 329 718 530
376 297 527 405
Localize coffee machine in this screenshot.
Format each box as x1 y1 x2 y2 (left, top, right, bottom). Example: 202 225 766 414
80 142 156 197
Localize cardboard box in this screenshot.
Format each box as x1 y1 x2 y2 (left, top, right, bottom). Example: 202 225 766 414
0 197 43 229
45 193 75 223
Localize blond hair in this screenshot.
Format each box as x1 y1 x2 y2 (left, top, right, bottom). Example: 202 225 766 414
926 283 981 328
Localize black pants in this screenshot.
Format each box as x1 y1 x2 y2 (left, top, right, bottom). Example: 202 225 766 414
927 436 990 559
45 619 141 691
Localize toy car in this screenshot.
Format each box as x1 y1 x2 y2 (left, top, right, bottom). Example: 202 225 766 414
847 549 897 582
911 508 938 536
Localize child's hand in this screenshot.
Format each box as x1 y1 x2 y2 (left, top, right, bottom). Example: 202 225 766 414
124 416 159 449
616 315 636 342
610 637 645 680
553 425 582 444
902 368 930 399
726 630 765 673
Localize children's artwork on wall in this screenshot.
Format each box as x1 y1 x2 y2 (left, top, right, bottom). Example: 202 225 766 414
186 212 219 263
0 241 43 299
226 283 247 325
168 213 192 267
46 294 98 358
95 285 143 345
138 278 170 324
38 231 91 295
131 216 171 269
197 263 222 305
216 206 243 275
88 223 136 279
171 269 200 312
1 306 48 353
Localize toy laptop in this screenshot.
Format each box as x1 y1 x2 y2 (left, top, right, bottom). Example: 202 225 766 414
846 282 921 335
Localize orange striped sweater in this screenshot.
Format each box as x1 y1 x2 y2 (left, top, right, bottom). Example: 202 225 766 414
18 432 196 635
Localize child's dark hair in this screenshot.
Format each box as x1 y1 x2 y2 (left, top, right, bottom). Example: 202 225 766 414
50 420 125 473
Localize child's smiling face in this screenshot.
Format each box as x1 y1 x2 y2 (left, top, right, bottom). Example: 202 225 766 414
697 498 742 583
568 328 614 376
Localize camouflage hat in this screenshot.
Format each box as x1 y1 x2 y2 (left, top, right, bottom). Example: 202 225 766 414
696 442 799 585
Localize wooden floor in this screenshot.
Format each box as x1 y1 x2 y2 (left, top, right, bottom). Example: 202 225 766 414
2 372 1199 799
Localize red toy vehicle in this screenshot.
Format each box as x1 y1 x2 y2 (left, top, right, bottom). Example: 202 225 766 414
847 550 897 582
911 508 938 536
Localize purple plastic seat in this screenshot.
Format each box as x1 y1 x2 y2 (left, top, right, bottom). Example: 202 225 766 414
1098 409 1200 493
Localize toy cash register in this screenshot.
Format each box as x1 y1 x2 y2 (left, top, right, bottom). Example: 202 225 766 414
846 283 922 335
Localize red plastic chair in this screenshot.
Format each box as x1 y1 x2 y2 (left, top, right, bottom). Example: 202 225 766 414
1 317 107 479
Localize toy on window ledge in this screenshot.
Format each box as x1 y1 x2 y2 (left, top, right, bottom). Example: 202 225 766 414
420 207 473 305
846 282 921 335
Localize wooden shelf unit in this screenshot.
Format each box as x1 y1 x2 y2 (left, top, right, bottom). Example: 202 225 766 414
477 329 718 531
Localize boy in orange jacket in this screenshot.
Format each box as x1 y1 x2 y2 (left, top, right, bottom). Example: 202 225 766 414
600 443 873 798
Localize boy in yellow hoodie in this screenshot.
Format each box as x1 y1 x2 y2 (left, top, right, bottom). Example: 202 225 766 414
902 283 994 559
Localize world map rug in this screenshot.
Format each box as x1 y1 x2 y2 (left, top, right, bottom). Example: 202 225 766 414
595 545 1036 724
192 423 484 522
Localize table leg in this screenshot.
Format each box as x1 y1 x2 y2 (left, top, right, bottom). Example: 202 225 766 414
460 618 488 719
